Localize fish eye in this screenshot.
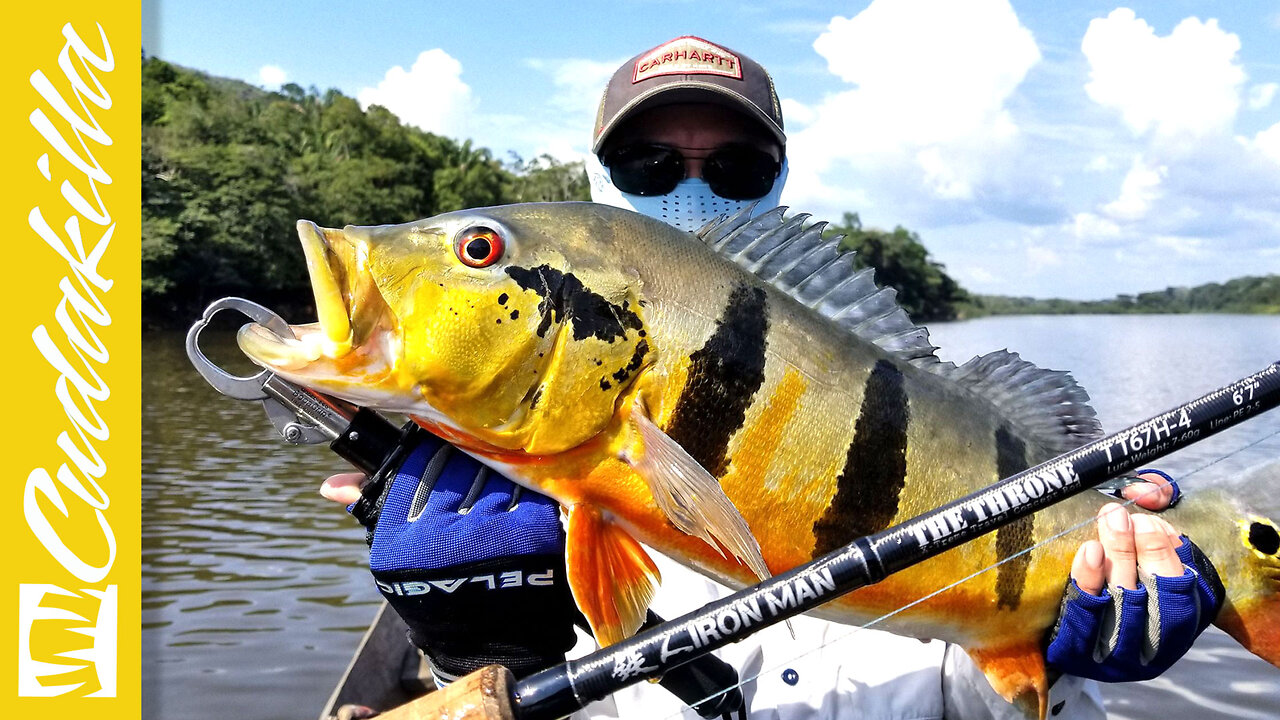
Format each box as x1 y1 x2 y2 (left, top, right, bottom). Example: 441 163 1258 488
455 226 505 268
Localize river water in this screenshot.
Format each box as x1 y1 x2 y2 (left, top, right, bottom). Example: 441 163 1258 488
142 313 1280 719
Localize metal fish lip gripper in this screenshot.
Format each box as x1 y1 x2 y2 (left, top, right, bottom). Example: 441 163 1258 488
187 296 350 443
186 296 422 523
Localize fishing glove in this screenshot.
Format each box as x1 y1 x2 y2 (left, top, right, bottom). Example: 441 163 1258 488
356 434 579 683
1045 534 1224 682
352 435 749 719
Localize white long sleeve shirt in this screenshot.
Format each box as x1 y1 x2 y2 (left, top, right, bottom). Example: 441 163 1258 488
574 553 1104 720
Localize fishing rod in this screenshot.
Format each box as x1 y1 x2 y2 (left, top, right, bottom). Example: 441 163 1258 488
370 359 1280 720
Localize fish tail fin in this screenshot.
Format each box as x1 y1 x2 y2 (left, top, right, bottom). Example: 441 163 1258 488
966 642 1048 720
1213 515 1280 667
565 502 660 647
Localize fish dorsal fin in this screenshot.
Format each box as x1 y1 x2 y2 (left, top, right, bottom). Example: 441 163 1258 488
696 208 1102 454
696 206 940 367
937 349 1102 453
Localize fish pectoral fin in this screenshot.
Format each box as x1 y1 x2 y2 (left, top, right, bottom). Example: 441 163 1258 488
565 503 660 647
965 643 1049 720
623 405 772 584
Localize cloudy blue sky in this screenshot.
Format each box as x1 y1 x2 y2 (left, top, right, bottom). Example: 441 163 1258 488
143 1 1280 300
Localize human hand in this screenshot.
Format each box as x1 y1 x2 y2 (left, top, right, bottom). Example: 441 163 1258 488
1106 469 1180 512
1046 498 1224 682
320 470 367 505
323 435 578 682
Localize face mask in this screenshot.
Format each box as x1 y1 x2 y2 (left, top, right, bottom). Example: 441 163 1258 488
587 153 789 232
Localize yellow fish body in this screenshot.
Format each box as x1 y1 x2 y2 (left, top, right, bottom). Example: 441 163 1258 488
238 203 1280 717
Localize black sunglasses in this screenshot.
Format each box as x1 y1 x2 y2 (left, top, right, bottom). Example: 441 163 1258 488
602 143 781 200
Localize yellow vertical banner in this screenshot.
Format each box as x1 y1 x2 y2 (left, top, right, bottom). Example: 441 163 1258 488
1 3 140 719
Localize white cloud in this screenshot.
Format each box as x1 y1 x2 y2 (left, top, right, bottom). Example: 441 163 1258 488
916 146 973 199
1070 9 1280 273
807 0 1037 151
1051 138 1279 296
257 65 287 89
1011 211 1273 298
1026 245 1063 272
1150 234 1206 258
1249 83 1279 111
1102 157 1166 221
785 0 1042 219
1082 9 1245 138
962 265 998 284
525 57 618 118
767 4 1278 300
357 49 474 138
858 4 1279 301
508 57 621 159
1248 122 1280 165
1079 134 1280 253
1085 155 1113 172
358 52 615 163
1071 212 1122 242
780 98 816 129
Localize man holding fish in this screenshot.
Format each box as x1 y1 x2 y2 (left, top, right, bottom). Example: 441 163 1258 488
313 36 1231 720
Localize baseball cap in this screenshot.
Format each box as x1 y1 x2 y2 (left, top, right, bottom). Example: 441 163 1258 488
592 36 785 155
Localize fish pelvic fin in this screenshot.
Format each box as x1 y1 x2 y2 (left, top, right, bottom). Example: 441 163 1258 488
1214 515 1280 668
623 403 773 585
565 503 660 647
966 642 1049 720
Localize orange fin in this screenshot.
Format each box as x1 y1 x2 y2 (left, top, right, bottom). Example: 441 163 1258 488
966 643 1048 720
565 503 660 647
1217 599 1280 668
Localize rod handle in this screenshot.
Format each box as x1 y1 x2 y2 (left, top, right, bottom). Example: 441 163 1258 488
377 665 517 720
328 407 408 476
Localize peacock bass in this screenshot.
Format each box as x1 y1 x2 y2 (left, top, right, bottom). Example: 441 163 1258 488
237 203 1280 718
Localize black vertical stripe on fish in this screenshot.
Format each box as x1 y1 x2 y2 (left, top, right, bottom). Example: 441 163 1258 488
665 284 768 478
811 360 909 558
995 422 1034 611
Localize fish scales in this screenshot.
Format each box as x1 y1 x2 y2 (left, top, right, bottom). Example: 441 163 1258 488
629 225 1072 630
238 202 1280 719
681 204 1107 644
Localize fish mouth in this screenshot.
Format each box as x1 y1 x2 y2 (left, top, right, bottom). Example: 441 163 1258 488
237 320 327 370
299 219 360 358
238 220 394 380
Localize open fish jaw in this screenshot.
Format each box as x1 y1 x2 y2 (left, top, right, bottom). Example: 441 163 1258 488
298 219 357 358
236 220 407 409
236 319 404 408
